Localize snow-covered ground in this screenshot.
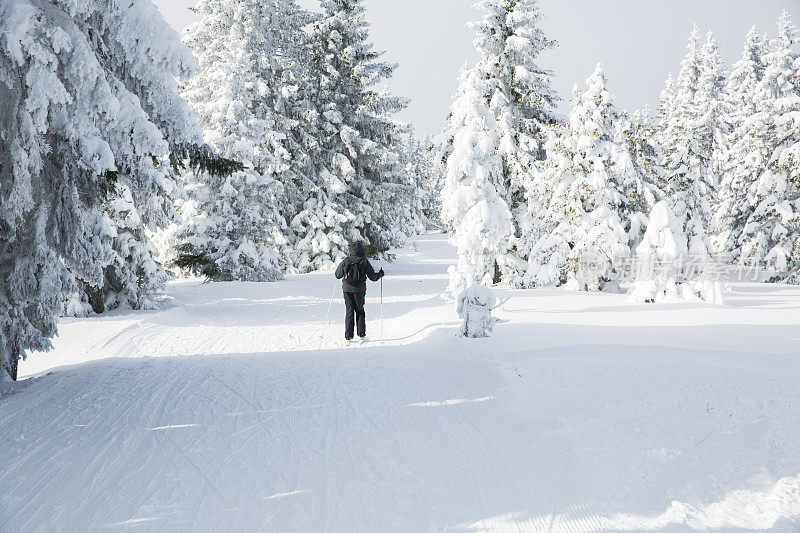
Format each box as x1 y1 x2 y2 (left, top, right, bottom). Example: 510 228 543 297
3 233 800 532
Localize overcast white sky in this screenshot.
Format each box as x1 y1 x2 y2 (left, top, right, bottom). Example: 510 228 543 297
154 0 799 135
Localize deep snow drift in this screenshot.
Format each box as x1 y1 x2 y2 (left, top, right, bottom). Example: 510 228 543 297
2 234 800 532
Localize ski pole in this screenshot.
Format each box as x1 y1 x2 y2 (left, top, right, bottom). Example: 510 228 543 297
319 279 337 350
380 276 384 342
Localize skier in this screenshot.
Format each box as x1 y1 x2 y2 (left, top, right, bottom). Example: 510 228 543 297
335 242 385 344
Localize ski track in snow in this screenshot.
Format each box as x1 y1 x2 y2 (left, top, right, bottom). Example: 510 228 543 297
3 233 800 532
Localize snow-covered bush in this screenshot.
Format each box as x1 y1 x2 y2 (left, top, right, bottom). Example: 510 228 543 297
628 202 689 302
457 286 497 338
628 201 724 304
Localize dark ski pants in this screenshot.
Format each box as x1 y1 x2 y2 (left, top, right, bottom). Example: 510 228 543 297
344 290 366 340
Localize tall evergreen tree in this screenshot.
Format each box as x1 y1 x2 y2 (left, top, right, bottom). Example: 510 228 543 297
656 74 677 125
698 31 727 192
179 0 310 281
739 13 800 279
398 131 437 231
656 27 719 274
307 0 414 257
525 65 642 290
470 0 560 281
178 0 319 280
715 25 769 260
0 0 206 379
617 106 664 231
652 74 676 194
443 0 559 289
441 69 514 296
420 134 445 225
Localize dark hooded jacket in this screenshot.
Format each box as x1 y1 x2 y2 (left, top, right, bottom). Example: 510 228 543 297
335 242 383 292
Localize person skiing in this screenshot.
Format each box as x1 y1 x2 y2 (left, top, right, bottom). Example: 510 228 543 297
335 241 384 343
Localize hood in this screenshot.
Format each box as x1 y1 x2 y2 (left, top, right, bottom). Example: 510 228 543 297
349 241 366 259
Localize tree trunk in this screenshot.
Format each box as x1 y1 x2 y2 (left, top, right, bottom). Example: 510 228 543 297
3 346 18 381
10 348 17 381
86 284 105 314
493 260 502 285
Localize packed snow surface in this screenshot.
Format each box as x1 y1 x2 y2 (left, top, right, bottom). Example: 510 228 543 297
3 234 800 532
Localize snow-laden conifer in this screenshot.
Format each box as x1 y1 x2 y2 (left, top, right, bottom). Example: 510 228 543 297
739 13 800 280
0 0 204 379
178 169 286 281
416 134 445 226
615 106 663 247
467 0 560 282
399 132 438 231
441 69 514 297
698 31 727 192
306 0 415 258
656 28 719 283
525 65 641 291
715 26 769 260
179 0 317 280
651 75 676 194
629 201 724 303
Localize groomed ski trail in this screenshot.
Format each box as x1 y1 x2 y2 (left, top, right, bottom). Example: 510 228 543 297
3 233 800 532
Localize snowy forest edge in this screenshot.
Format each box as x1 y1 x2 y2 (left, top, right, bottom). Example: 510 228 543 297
1 0 799 379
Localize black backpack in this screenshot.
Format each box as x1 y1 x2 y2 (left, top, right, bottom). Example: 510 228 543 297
344 258 364 285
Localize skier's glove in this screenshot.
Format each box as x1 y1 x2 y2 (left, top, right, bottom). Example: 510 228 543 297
379 268 385 278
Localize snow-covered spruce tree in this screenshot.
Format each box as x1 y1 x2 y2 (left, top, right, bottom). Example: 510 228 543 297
465 0 560 283
305 0 414 258
389 129 428 239
289 60 357 272
738 13 800 280
715 25 769 260
656 74 677 127
287 162 357 272
441 69 514 297
98 181 173 310
698 31 727 193
656 28 721 290
525 65 643 291
652 74 677 193
179 0 319 280
55 1 223 315
439 67 468 235
398 131 438 231
415 134 444 225
0 0 210 379
177 168 286 281
615 106 664 247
